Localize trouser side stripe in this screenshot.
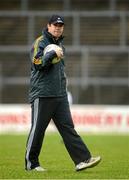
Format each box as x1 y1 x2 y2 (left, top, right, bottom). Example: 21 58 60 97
26 98 39 170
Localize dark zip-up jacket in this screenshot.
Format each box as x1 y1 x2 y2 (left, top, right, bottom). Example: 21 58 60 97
29 28 67 103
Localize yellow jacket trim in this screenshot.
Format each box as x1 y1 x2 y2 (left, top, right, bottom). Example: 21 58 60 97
33 35 43 65
33 58 42 65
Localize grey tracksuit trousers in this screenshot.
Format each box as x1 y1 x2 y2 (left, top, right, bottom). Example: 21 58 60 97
25 96 91 170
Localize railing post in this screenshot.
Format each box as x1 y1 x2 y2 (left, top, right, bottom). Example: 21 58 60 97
109 0 116 11
21 0 28 11
63 0 71 10
0 64 3 103
81 49 89 87
28 15 35 45
73 13 80 45
120 12 127 47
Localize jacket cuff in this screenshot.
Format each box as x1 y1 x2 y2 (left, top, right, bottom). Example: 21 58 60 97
42 50 57 66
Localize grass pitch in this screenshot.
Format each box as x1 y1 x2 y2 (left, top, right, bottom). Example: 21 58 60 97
0 133 129 179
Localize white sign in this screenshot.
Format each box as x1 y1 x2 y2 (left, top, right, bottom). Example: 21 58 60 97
0 104 129 134
71 105 129 133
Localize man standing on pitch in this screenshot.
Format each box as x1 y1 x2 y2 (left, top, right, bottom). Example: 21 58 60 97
25 14 101 172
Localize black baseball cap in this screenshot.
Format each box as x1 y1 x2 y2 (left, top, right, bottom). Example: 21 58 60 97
48 15 64 25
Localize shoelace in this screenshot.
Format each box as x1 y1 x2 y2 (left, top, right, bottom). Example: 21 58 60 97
84 157 92 163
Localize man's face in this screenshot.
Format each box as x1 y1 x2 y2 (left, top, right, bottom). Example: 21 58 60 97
47 23 64 38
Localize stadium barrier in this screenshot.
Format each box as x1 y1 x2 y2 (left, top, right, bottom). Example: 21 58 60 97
0 104 129 134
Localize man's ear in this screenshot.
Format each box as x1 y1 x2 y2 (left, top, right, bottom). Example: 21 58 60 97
47 23 51 28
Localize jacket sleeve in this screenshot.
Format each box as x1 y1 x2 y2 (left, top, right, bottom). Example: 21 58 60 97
31 37 57 70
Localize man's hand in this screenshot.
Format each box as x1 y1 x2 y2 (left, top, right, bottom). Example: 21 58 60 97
43 44 64 64
54 47 63 59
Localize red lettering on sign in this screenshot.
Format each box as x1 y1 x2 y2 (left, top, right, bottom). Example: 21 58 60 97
0 113 30 124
